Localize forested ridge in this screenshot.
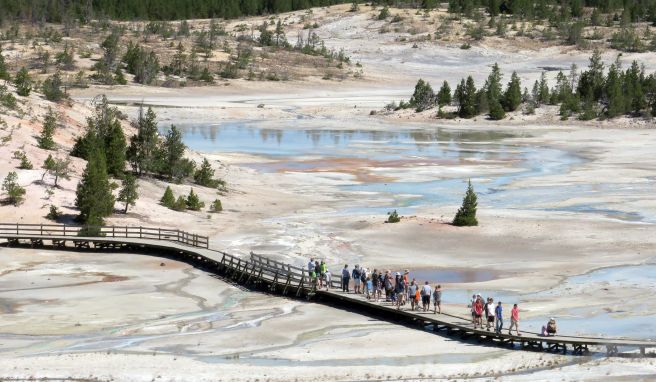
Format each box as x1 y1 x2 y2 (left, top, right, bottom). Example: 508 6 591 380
2 0 655 23
0 0 350 22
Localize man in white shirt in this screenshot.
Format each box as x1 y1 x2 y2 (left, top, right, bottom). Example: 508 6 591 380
421 281 432 312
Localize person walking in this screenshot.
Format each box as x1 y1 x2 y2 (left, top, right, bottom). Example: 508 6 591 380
320 260 327 289
384 271 393 302
486 297 495 331
508 303 521 336
314 261 322 289
324 269 332 290
495 301 503 334
470 294 477 325
395 274 406 310
341 264 350 293
433 285 442 314
308 258 315 274
352 265 362 294
474 297 484 329
421 281 432 312
408 280 418 311
378 271 385 301
365 276 373 300
371 269 380 302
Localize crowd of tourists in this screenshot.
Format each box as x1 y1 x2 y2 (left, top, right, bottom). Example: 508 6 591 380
306 259 558 337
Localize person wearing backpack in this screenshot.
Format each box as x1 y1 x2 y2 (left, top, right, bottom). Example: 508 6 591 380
352 265 362 294
314 261 322 289
408 280 418 311
384 272 394 301
341 264 350 293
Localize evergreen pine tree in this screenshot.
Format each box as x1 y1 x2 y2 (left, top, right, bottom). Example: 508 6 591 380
489 99 506 120
38 107 58 150
485 63 503 106
42 154 56 182
173 195 187 211
42 71 65 101
437 81 452 107
503 71 522 111
42 155 71 187
605 63 624 118
161 125 187 180
185 188 204 211
194 158 219 187
2 171 26 206
14 67 32 96
118 173 139 213
127 106 160 175
457 76 478 118
409 79 435 112
452 180 478 227
0 45 9 81
538 72 550 104
75 142 115 225
160 186 175 208
105 119 127 177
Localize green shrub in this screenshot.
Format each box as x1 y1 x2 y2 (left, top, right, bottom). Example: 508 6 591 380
209 198 223 213
46 204 61 220
172 195 187 211
13 151 33 169
387 210 401 223
378 6 390 20
2 171 26 206
42 71 66 102
185 188 205 211
14 67 32 96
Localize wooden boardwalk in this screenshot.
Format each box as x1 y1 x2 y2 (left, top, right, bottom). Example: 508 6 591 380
0 223 653 357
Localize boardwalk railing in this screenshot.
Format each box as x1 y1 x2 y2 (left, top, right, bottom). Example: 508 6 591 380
1 223 654 357
0 223 209 249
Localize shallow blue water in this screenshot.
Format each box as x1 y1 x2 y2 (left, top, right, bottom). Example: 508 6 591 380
175 121 649 219
168 120 656 223
432 264 656 339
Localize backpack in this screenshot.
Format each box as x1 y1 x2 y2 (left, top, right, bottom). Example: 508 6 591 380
484 303 489 318
384 277 393 290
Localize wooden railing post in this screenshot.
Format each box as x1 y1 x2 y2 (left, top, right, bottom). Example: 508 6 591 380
112 226 115 238
139 226 142 238
63 225 66 236
16 223 19 235
40 224 43 236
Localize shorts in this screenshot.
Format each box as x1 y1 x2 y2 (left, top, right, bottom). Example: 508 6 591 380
422 295 430 305
487 316 495 323
354 279 361 286
475 313 482 318
434 300 441 306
